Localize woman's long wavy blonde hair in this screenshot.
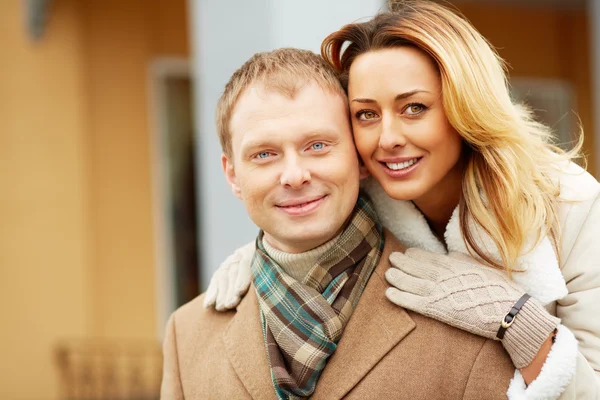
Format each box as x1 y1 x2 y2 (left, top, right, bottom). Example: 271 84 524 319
321 0 583 272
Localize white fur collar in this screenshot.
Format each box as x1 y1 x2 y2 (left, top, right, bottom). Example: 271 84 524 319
362 177 568 304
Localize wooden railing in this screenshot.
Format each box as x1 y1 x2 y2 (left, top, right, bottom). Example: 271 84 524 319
54 339 162 400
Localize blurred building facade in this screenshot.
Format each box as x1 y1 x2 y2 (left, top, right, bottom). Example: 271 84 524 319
1 1 189 398
0 0 597 399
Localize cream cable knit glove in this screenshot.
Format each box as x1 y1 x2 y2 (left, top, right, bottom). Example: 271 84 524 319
203 241 254 311
386 248 559 368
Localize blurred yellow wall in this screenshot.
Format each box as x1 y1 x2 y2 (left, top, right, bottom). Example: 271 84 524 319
456 2 595 172
0 0 188 398
0 2 91 399
83 0 189 339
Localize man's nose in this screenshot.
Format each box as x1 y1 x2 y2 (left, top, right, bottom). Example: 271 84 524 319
280 156 311 189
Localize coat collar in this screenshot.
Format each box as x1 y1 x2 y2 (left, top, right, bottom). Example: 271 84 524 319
223 230 416 400
223 286 277 399
362 177 568 304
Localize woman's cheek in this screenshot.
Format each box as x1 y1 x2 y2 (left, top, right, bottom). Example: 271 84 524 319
353 131 375 160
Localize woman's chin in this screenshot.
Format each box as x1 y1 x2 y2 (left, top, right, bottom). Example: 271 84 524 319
380 181 426 202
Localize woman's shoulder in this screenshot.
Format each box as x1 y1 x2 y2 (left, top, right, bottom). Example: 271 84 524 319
553 162 600 260
553 161 600 203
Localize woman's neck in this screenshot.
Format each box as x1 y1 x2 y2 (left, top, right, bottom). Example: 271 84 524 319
414 194 459 242
413 159 464 241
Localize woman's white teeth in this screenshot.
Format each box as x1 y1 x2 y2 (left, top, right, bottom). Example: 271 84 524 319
386 158 418 170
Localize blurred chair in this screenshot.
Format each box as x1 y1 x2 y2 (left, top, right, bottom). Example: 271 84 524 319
54 339 162 400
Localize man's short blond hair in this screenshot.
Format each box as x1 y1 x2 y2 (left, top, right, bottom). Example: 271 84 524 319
216 48 347 157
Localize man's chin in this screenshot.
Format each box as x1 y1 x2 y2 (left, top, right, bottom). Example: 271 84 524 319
266 227 338 253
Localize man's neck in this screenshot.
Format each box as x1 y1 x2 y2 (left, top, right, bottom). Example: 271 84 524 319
262 233 342 282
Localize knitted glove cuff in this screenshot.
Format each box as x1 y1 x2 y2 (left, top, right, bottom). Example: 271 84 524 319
501 298 560 368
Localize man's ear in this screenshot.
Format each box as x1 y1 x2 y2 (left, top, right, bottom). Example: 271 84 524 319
359 162 370 180
221 153 242 199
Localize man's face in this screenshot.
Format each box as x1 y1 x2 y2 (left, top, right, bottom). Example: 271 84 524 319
223 82 361 253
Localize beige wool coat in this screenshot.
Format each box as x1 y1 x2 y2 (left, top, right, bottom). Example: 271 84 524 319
161 231 515 399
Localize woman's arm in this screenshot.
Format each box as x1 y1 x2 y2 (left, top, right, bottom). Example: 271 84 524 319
386 249 578 399
520 333 554 384
203 241 255 310
553 193 600 396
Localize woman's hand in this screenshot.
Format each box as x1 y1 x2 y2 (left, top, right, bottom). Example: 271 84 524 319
385 248 559 372
203 241 255 310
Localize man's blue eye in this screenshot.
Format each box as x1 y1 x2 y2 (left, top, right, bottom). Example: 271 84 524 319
257 152 271 159
312 142 325 150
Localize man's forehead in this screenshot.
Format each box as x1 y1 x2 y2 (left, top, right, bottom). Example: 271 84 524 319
234 82 344 112
229 83 349 147
234 119 346 157
234 81 338 107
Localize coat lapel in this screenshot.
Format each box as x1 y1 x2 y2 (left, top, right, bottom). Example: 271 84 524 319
312 231 416 400
223 286 277 399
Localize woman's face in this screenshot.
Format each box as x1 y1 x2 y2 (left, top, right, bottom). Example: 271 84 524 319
348 47 464 204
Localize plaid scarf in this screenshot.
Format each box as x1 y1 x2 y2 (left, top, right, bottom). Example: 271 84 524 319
251 195 384 400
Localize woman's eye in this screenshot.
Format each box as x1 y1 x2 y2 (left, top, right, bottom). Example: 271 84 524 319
311 142 325 151
405 103 426 115
356 110 378 120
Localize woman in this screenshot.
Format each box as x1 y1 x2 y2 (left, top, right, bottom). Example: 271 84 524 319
204 1 600 398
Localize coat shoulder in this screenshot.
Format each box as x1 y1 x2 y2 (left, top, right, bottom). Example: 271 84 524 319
170 293 237 346
554 162 600 202
553 163 600 263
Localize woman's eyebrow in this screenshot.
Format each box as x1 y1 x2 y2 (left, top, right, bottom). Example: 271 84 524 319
394 89 430 101
351 89 431 104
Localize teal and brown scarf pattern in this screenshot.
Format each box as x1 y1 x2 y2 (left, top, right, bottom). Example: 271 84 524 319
251 195 384 400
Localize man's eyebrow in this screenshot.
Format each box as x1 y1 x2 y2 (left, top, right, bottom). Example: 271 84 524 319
302 129 340 140
241 138 274 153
351 89 431 104
241 129 340 152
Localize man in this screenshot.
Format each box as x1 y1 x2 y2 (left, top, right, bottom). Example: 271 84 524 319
160 48 515 399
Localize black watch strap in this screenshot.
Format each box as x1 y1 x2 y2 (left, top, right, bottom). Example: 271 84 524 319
496 293 531 340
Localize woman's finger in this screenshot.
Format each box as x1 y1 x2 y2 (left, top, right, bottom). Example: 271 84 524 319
385 267 434 296
389 251 439 281
385 287 427 313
